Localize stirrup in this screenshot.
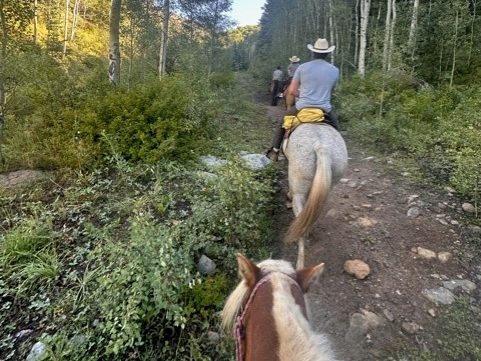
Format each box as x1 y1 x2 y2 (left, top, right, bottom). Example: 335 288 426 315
265 147 279 161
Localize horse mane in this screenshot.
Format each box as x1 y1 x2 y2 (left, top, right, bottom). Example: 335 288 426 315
221 259 295 332
221 279 249 332
271 273 338 361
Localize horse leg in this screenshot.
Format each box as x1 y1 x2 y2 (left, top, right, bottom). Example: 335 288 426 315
291 193 307 270
296 237 306 270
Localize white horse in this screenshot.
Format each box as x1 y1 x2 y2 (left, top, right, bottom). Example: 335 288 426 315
284 123 348 269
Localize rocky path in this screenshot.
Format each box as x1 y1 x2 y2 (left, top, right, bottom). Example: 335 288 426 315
265 105 481 360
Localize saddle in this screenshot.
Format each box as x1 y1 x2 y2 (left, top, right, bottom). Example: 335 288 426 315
282 107 325 131
282 107 327 156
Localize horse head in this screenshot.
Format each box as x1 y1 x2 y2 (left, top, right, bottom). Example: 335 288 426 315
222 254 338 361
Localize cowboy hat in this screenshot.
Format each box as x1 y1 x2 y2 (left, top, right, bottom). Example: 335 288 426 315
307 38 336 53
289 55 300 62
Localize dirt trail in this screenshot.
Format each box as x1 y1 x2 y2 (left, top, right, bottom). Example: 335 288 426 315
265 105 480 360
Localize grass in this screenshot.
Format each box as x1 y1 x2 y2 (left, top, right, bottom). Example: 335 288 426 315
401 297 481 361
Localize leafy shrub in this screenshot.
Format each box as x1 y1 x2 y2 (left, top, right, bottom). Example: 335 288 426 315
95 216 200 355
6 158 274 360
209 72 235 89
0 61 218 170
339 71 481 202
82 75 216 164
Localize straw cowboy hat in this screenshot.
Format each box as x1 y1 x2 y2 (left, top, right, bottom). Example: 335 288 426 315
289 55 300 63
307 38 336 53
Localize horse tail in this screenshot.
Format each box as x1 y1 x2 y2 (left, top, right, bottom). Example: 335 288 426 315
286 144 332 242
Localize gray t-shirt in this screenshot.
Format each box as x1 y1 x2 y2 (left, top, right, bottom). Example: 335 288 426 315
293 59 339 112
287 63 300 78
272 69 283 81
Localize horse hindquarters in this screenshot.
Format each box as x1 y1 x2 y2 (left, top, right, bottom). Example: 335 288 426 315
286 145 332 242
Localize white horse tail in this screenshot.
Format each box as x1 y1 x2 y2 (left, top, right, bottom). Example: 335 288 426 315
286 144 332 242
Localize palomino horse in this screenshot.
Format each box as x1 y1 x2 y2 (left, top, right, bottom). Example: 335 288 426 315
222 254 339 361
283 123 348 269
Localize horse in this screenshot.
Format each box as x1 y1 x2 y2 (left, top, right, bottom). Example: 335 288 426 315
222 254 339 361
283 122 348 269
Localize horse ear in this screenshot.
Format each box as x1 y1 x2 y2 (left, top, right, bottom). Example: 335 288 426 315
297 263 325 293
236 253 260 289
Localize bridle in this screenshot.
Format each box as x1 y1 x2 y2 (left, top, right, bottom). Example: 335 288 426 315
233 272 304 361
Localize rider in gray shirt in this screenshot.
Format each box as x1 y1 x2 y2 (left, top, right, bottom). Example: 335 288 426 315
266 38 339 161
293 57 338 112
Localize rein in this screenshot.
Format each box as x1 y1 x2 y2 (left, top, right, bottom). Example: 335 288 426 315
234 272 303 361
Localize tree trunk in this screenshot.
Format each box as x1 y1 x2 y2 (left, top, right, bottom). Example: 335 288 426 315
62 0 70 58
329 0 335 64
70 0 80 41
208 0 220 75
407 0 419 58
438 44 443 81
128 15 134 90
358 0 370 77
109 0 121 86
33 0 38 45
382 0 392 71
354 0 360 67
0 0 7 126
159 0 170 79
450 9 459 88
388 0 396 70
468 0 477 66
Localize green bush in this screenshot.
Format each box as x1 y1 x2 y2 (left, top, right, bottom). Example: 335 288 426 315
208 72 235 89
0 60 218 170
83 75 216 164
339 71 481 201
6 158 273 360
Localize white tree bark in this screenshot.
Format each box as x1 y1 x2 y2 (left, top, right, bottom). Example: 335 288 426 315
62 0 70 58
329 0 335 64
0 0 6 126
388 0 396 70
33 0 38 44
358 0 370 77
382 0 392 71
354 0 359 67
450 9 459 88
108 0 121 85
70 0 81 41
159 0 170 79
468 0 477 66
407 0 419 56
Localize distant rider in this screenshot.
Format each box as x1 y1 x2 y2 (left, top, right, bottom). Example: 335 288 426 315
271 65 284 106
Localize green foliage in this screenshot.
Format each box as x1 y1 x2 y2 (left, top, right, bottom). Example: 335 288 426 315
0 147 275 360
339 71 481 202
0 215 60 295
209 72 235 89
95 217 200 355
1 64 218 170
96 76 216 163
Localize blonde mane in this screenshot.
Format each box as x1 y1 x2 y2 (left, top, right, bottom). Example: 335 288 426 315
271 273 338 361
221 259 295 332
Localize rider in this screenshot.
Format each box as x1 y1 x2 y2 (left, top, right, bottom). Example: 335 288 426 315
282 56 300 96
287 55 301 82
266 38 339 161
270 65 284 106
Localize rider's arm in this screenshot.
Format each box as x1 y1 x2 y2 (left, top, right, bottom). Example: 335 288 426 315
286 79 299 108
288 79 299 95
